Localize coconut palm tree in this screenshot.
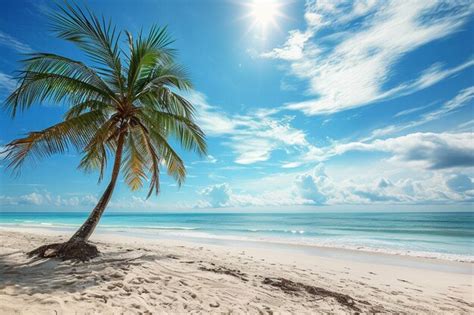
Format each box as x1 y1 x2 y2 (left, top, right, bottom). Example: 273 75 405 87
2 3 206 260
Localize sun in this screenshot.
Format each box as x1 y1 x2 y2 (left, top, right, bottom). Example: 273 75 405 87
242 0 286 36
250 0 279 27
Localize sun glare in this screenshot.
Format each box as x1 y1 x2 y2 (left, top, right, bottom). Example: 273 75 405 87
243 0 286 36
250 1 279 26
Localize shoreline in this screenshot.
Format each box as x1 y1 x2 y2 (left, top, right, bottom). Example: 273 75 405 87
1 223 472 268
0 229 473 314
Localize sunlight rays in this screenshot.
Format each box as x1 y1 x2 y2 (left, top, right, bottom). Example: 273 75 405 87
241 0 288 38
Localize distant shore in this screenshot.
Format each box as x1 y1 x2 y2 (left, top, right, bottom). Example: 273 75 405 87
0 227 472 314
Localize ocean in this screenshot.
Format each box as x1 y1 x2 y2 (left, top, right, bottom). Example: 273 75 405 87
1 211 472 262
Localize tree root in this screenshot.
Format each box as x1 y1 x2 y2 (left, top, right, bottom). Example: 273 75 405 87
28 241 99 262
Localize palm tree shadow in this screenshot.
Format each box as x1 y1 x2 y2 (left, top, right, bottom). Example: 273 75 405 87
0 247 168 295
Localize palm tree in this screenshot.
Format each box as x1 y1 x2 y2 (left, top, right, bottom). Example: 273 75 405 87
2 3 206 260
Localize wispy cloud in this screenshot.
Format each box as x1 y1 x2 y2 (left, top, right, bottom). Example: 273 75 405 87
0 30 33 53
456 119 474 132
191 154 218 165
187 91 308 164
0 72 16 92
263 0 474 115
368 86 474 139
394 104 433 118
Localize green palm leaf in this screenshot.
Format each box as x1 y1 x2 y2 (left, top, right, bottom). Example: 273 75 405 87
4 110 106 171
50 2 125 92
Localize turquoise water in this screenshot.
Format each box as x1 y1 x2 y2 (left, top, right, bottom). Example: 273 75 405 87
1 212 473 261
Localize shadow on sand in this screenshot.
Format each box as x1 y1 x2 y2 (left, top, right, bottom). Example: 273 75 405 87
0 245 167 295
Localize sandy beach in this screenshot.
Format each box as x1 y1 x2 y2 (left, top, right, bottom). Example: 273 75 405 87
0 227 472 314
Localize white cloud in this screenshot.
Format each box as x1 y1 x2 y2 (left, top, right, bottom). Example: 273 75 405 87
261 30 313 60
200 183 231 207
196 185 306 208
186 90 308 164
192 154 218 165
369 86 474 139
0 31 33 53
295 173 327 204
284 131 474 171
109 196 159 210
197 163 474 208
20 192 44 205
394 104 432 118
186 91 237 136
445 174 474 193
456 119 474 132
330 132 474 170
263 0 474 115
0 192 98 207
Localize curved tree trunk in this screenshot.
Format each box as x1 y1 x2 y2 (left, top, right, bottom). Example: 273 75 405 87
28 130 127 261
69 130 126 243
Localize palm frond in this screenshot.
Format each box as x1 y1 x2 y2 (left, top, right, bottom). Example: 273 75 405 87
78 118 118 182
139 108 207 156
138 86 196 119
134 62 191 99
5 70 113 117
23 53 116 98
126 26 175 97
4 110 106 171
136 122 161 197
142 122 186 185
122 129 147 191
65 99 113 120
50 2 125 93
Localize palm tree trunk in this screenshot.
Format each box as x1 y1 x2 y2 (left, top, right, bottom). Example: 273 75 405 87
68 130 126 243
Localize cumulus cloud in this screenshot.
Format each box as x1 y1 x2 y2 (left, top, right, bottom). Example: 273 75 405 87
0 192 98 207
186 90 308 164
262 0 474 115
200 183 232 207
294 173 327 204
445 174 474 193
285 131 474 170
197 182 296 208
332 132 474 170
196 164 474 208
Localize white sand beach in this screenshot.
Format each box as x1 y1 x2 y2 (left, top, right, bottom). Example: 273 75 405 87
0 227 472 314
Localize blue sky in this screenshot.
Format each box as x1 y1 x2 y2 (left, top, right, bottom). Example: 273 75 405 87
0 0 473 212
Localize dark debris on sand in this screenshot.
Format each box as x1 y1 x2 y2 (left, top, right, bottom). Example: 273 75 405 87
263 277 365 312
199 266 249 282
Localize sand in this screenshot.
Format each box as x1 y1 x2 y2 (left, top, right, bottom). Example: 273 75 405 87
0 228 472 314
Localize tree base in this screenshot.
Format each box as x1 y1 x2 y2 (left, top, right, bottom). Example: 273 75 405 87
28 241 99 261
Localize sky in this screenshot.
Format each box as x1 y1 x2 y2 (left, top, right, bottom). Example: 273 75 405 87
0 0 473 212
